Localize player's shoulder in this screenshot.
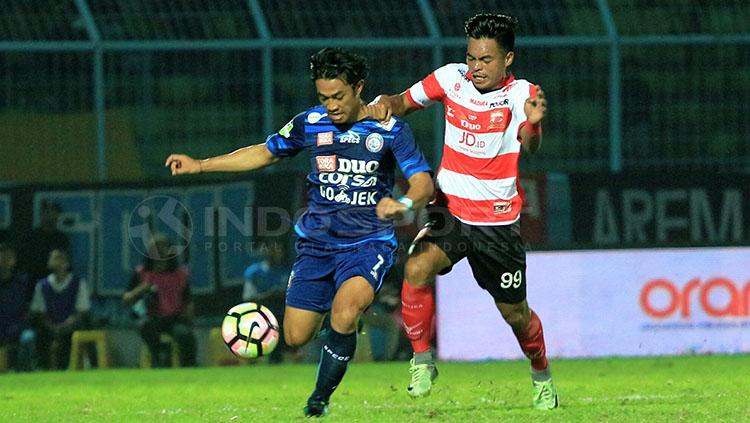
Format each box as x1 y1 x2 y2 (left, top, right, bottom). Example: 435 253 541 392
434 63 469 80
361 115 410 134
300 105 330 125
505 76 535 95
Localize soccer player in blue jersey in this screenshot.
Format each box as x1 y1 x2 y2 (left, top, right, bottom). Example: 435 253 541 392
165 48 434 417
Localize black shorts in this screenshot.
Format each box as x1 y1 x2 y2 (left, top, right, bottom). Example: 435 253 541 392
410 206 527 304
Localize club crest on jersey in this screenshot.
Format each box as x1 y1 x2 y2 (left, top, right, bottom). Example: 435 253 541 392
365 133 384 153
489 109 510 130
453 82 461 92
339 130 360 144
493 201 512 215
317 131 334 146
316 155 336 172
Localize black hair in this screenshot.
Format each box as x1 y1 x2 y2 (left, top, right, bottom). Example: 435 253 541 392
310 48 369 86
464 13 519 53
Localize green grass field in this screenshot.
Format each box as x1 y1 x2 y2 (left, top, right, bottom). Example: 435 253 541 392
1 355 749 422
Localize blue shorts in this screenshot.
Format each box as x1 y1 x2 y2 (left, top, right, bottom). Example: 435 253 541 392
285 236 398 313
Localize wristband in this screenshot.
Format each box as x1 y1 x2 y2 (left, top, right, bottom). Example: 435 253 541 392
397 196 413 210
523 121 542 137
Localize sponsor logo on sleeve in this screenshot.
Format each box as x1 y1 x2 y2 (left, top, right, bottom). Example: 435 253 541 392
315 155 337 172
278 119 294 138
365 133 384 153
307 112 326 124
317 131 334 146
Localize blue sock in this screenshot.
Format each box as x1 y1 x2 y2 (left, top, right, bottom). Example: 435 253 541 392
310 328 357 403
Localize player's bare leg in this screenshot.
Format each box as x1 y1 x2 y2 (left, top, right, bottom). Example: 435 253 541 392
305 276 374 417
402 241 451 397
283 306 325 348
496 300 559 410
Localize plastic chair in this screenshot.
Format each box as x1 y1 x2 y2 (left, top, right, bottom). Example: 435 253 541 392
68 330 109 370
139 333 180 368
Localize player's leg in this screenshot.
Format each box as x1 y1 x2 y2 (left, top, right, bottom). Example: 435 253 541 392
283 306 325 348
495 300 557 409
303 240 395 417
305 275 374 416
467 223 558 410
401 242 449 397
283 238 335 349
402 241 451 350
402 209 468 397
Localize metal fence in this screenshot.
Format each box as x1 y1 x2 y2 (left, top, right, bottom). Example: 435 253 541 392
1 0 749 181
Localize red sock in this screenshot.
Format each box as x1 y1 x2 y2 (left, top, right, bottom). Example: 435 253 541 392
400 280 434 353
514 310 549 371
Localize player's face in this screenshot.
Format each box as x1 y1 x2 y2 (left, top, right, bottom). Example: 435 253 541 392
466 37 514 92
315 78 364 124
47 249 70 273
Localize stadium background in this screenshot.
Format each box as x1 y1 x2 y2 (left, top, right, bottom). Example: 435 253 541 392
0 0 749 367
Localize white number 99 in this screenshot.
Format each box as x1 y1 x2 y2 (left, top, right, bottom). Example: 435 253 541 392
500 270 522 289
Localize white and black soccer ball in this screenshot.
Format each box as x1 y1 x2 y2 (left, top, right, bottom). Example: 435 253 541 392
221 302 280 359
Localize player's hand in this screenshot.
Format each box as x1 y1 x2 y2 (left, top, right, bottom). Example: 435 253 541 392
524 85 547 125
362 101 391 123
376 197 409 220
165 154 201 176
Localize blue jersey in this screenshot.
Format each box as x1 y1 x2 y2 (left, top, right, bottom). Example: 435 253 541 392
265 106 431 245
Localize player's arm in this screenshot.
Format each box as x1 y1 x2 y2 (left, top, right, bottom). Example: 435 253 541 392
165 144 280 176
166 112 306 175
377 121 435 220
365 93 420 122
369 67 447 121
376 172 433 220
519 84 547 154
401 171 434 209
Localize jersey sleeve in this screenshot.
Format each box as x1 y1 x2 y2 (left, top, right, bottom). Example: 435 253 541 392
391 123 432 179
265 112 307 158
405 64 452 109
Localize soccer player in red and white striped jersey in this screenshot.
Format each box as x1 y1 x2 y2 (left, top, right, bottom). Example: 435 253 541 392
374 13 558 409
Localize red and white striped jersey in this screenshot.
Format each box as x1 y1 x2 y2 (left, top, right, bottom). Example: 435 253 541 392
406 63 539 226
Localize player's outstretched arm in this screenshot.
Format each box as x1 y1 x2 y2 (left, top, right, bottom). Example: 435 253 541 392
376 171 434 220
520 85 547 154
367 93 420 121
165 144 280 176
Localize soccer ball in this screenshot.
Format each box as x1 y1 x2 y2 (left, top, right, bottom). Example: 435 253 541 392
221 302 280 359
